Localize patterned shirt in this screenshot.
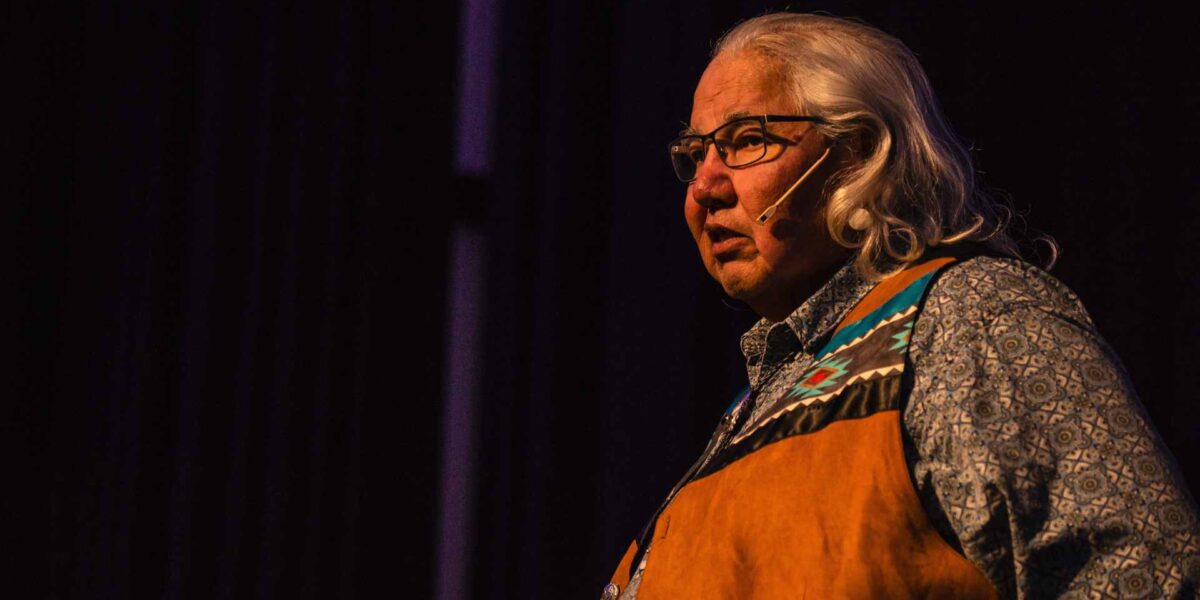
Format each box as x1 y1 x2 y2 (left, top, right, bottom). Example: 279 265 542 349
620 254 1200 599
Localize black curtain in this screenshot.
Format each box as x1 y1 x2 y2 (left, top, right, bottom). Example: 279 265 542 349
12 1 456 597
12 1 1200 599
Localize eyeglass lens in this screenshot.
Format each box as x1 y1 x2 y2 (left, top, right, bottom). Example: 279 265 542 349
669 118 769 182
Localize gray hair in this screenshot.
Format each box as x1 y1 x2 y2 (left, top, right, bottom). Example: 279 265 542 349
714 13 1050 279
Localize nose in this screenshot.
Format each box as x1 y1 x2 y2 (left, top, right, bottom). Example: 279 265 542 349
691 143 734 210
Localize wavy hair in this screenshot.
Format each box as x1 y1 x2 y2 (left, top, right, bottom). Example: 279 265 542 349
714 13 1052 279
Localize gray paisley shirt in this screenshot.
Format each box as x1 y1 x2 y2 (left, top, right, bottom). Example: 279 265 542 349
619 254 1200 599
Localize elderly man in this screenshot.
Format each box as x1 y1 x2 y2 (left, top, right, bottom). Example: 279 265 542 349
603 13 1200 600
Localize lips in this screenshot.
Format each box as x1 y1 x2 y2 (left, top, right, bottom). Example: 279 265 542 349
706 225 749 258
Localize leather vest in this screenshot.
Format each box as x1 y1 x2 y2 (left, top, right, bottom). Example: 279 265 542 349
604 254 998 599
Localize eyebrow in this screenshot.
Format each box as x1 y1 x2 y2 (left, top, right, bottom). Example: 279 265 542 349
681 111 754 136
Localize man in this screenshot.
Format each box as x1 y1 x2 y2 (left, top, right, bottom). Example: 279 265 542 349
603 13 1200 599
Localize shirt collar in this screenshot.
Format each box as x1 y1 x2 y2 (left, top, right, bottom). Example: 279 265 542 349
739 258 875 387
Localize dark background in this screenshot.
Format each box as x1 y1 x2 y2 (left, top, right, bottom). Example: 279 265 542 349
9 1 1199 598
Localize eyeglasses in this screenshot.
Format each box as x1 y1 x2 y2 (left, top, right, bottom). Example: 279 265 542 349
668 115 827 183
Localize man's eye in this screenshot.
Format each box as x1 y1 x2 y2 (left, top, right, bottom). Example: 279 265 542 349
732 134 765 149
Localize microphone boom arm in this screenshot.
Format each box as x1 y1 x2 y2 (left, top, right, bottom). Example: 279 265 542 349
755 145 834 225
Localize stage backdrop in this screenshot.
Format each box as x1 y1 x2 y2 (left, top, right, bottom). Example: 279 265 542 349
13 1 455 597
11 1 1198 598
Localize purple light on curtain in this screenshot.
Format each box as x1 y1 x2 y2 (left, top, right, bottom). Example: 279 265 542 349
453 0 500 176
436 226 486 600
438 0 498 597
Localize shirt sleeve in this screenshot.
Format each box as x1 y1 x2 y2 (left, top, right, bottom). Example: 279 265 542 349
904 257 1200 599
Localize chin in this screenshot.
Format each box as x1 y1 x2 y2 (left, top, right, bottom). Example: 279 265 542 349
715 271 766 304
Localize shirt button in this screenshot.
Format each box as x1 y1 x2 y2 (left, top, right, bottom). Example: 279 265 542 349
600 582 620 600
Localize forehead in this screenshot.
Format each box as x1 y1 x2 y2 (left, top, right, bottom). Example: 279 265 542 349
689 51 791 133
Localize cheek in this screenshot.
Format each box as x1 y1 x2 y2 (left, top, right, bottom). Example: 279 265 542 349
749 231 785 264
750 224 813 271
752 220 837 279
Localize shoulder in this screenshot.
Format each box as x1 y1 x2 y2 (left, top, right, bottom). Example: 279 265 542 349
901 256 1200 598
922 254 1093 331
908 255 1102 361
904 253 1154 507
908 253 1127 409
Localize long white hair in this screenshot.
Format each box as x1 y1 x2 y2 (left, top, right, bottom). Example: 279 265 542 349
714 13 1048 279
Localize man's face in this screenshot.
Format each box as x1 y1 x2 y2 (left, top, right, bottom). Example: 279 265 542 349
684 51 853 321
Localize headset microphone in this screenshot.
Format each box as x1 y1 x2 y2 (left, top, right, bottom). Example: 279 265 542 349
755 145 834 225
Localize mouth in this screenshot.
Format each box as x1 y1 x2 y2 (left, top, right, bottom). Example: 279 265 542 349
706 225 749 258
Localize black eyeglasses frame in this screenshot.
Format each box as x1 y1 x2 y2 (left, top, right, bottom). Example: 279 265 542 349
668 115 828 183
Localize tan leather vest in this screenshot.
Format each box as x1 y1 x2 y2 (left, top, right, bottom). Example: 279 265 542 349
605 255 998 599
